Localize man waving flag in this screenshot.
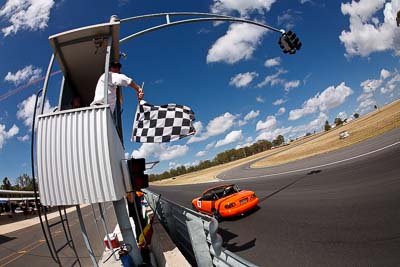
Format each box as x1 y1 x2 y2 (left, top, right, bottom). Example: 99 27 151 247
131 100 196 143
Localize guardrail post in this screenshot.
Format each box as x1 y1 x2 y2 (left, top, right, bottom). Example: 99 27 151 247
208 218 223 256
187 218 213 267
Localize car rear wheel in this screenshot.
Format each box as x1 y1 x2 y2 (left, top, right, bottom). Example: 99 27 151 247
212 209 221 221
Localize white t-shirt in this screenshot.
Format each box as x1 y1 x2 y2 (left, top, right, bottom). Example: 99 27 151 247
91 72 133 112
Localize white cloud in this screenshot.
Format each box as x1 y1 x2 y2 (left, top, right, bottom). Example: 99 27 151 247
291 112 328 136
0 123 19 150
131 143 159 159
277 9 302 29
16 94 54 128
244 110 260 121
17 134 29 142
273 98 287 105
256 71 299 91
339 0 400 57
118 0 129 7
169 161 178 169
256 115 277 131
288 82 353 120
210 0 277 16
207 112 236 136
215 130 243 147
0 0 55 36
131 143 189 161
264 57 281 67
361 79 382 93
196 150 207 157
236 137 255 149
380 68 391 80
181 160 200 169
239 109 260 126
276 107 286 116
357 68 399 112
336 111 348 120
356 98 376 115
229 72 258 88
187 112 237 143
205 141 216 150
257 69 287 88
256 126 292 141
159 145 189 161
284 80 300 92
357 92 373 102
4 65 42 86
381 86 393 94
256 96 265 103
207 23 267 64
254 111 330 142
196 141 215 157
303 73 312 85
192 121 203 135
382 71 400 94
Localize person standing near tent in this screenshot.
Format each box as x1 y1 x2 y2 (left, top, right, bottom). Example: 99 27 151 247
91 61 144 112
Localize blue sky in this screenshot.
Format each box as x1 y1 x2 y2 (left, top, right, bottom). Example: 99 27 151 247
0 0 399 181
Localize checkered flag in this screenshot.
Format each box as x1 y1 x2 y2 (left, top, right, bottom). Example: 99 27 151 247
131 100 196 143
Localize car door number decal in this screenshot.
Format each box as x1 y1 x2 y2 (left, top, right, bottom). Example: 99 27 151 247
197 200 202 208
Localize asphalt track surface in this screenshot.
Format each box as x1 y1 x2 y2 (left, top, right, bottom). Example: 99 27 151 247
0 203 117 267
149 128 400 267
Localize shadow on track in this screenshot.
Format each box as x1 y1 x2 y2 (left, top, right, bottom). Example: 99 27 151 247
0 235 16 245
258 170 322 204
218 227 257 253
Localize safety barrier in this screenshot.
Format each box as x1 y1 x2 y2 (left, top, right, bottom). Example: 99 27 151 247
143 189 258 267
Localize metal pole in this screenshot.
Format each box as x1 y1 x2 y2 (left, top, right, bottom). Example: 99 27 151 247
120 12 232 23
91 204 106 249
76 205 99 267
120 16 282 44
39 53 55 115
113 198 143 265
98 203 118 261
104 36 112 106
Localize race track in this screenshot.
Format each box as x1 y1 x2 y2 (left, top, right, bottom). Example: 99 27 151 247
149 128 400 267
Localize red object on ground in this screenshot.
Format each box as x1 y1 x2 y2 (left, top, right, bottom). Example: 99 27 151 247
104 233 120 249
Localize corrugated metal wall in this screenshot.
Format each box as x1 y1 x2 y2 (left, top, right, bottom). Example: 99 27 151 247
37 106 127 205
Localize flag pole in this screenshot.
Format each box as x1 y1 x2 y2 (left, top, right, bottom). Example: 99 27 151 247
131 82 145 142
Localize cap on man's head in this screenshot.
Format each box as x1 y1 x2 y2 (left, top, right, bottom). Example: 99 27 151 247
110 61 122 69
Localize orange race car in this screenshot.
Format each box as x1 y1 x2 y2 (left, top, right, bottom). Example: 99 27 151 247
191 184 259 220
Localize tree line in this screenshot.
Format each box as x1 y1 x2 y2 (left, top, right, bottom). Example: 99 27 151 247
1 174 36 191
